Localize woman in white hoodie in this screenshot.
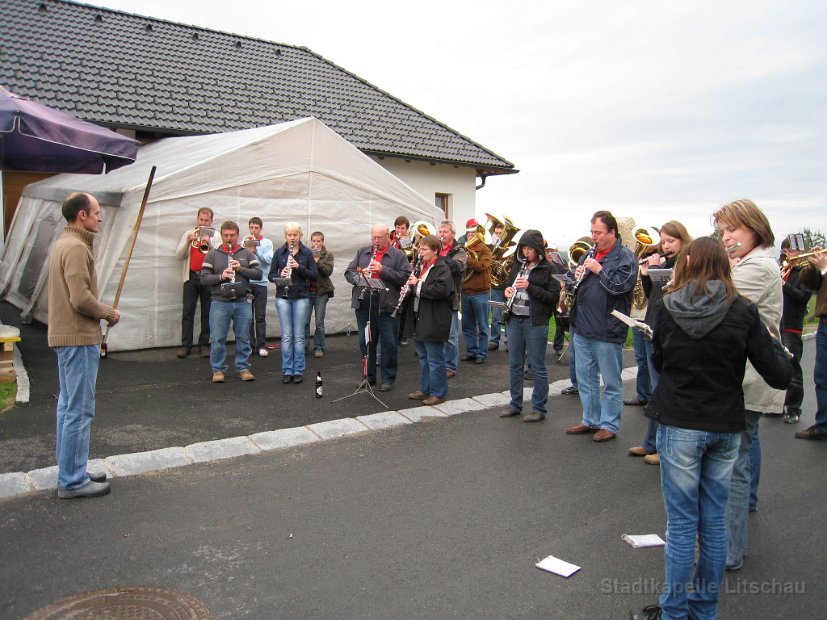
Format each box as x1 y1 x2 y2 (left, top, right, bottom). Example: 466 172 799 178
712 198 784 572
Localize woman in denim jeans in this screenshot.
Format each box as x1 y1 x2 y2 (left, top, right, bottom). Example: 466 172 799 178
632 237 791 620
269 222 317 384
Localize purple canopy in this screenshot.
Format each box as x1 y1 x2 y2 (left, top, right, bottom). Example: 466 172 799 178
0 86 139 174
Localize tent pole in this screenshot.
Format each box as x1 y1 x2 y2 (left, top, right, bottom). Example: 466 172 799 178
101 165 157 357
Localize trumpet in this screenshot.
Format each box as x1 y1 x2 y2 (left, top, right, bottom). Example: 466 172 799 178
781 248 825 277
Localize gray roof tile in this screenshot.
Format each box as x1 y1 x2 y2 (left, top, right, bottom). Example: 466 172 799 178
0 0 514 174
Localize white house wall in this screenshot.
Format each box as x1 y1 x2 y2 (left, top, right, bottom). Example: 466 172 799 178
372 158 476 226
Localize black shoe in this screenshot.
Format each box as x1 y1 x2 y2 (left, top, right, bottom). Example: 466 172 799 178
293 374 303 384
474 357 484 365
487 342 499 351
561 386 578 395
379 382 393 392
283 375 293 384
784 413 800 424
630 604 661 620
460 355 477 362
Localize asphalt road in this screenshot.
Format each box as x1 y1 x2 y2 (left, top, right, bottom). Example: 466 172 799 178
0 299 824 619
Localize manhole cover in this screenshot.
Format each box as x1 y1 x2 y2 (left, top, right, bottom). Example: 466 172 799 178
25 586 210 619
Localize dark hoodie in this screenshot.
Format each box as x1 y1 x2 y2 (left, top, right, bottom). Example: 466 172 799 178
645 281 792 433
503 229 560 326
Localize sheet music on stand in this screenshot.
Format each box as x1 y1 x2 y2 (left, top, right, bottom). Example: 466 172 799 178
359 275 387 293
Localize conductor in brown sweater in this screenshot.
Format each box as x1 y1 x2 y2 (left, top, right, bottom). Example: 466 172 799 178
48 192 120 499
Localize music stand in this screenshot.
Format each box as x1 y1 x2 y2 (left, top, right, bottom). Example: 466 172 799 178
332 273 389 408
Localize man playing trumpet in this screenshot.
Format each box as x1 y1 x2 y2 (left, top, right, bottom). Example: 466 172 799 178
175 207 220 359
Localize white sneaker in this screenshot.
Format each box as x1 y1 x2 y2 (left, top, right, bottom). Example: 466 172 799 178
258 348 269 357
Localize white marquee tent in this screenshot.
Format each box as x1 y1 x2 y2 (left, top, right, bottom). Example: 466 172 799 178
0 117 444 351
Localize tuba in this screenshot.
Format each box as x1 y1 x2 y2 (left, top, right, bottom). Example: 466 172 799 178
485 214 521 287
631 226 661 310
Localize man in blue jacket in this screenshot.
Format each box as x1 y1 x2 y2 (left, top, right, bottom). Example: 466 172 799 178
564 211 637 442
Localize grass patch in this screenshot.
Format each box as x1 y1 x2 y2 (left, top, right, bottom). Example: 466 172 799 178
0 381 16 414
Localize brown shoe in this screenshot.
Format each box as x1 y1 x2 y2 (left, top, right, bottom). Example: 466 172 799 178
628 446 651 457
644 453 661 465
523 412 545 423
499 408 521 418
794 425 827 440
200 346 210 358
212 371 225 383
593 429 616 442
446 369 456 378
176 347 190 359
565 422 597 434
238 370 255 381
422 396 446 406
408 391 428 400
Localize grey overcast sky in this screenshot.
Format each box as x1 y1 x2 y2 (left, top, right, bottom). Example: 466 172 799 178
88 0 827 248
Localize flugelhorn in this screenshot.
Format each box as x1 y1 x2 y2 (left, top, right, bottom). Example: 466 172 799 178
191 226 213 254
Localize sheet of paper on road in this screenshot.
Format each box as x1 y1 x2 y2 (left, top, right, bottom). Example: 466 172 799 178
621 533 666 548
535 555 581 578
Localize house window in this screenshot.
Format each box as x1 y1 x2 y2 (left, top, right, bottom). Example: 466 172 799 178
435 193 450 218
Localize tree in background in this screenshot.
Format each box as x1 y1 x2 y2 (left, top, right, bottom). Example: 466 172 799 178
803 228 826 249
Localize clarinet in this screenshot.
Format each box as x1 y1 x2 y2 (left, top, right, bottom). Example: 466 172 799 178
282 241 294 298
357 241 379 302
391 255 422 318
565 244 596 309
505 258 527 312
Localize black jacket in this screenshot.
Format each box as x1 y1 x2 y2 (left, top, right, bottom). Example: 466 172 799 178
344 244 411 314
268 243 318 299
645 282 792 433
409 257 454 342
504 229 560 327
781 266 813 331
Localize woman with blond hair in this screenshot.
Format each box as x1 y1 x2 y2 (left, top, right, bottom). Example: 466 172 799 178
269 222 317 384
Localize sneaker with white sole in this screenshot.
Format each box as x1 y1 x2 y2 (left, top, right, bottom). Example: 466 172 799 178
258 348 268 357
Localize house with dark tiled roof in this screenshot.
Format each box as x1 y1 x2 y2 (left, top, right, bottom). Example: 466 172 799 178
0 0 516 233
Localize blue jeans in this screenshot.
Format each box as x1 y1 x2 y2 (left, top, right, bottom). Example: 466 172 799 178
632 329 652 402
726 409 760 569
304 292 329 353
444 310 460 372
55 345 100 491
415 339 448 398
355 295 400 384
642 336 661 453
276 297 310 376
506 316 549 415
573 331 623 432
815 321 827 430
489 287 506 345
461 292 490 359
658 425 739 620
568 340 578 389
209 299 253 373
